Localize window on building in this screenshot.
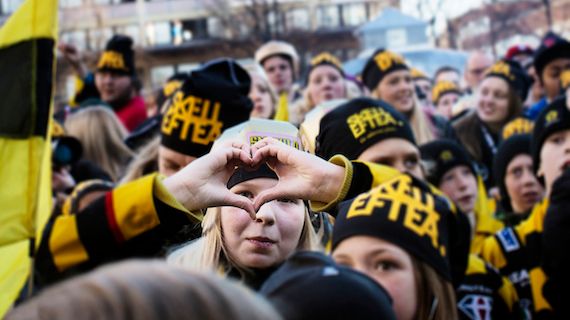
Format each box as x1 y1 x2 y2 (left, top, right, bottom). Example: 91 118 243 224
180 18 209 41
286 8 310 31
207 17 225 38
148 21 171 45
89 27 114 50
342 3 367 26
316 5 339 29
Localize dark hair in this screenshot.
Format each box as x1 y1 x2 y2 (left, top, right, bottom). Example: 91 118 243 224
434 66 460 81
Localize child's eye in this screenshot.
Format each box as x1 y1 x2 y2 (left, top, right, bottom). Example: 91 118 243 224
239 191 254 199
277 198 296 204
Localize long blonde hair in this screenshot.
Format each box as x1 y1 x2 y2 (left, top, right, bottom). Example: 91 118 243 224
65 106 134 182
371 90 435 145
120 136 160 184
167 206 322 277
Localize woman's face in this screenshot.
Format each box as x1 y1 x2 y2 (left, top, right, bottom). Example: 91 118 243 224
436 93 460 119
308 65 346 107
249 73 274 119
333 235 418 320
221 178 305 269
476 77 511 126
375 70 415 114
438 166 478 214
358 138 423 179
505 154 544 213
539 129 570 196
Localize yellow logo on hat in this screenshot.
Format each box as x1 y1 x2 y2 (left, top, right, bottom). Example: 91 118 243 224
374 51 406 72
97 51 128 71
347 175 444 255
439 150 454 162
310 52 342 70
485 61 514 81
545 110 559 125
561 70 570 89
161 91 223 145
347 107 403 143
162 80 183 98
501 118 534 140
432 81 459 103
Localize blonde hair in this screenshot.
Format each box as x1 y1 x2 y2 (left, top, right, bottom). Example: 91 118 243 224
120 136 160 184
168 205 322 277
7 260 282 320
413 257 458 320
371 90 435 145
242 62 279 114
65 106 134 182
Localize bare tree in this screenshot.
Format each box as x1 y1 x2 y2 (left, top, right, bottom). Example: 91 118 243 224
415 0 447 47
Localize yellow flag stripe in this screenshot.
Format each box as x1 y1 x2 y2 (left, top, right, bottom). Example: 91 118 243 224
0 0 58 49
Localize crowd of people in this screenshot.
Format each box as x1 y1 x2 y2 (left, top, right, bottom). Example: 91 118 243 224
7 28 570 320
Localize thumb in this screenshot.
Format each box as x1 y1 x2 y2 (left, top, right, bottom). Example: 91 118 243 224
253 187 285 212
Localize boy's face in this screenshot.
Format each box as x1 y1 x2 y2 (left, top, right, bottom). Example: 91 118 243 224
539 129 570 195
541 58 570 101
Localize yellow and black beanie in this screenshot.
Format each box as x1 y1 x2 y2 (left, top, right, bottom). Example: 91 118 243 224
419 139 476 187
493 134 532 211
160 58 252 158
332 174 465 282
361 49 408 91
431 81 462 105
316 97 415 161
411 68 430 81
305 52 344 84
214 119 301 188
500 116 534 141
156 73 189 112
97 35 135 76
532 96 570 174
484 59 532 102
533 31 570 82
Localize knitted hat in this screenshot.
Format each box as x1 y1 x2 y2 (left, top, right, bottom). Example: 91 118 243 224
254 40 300 75
432 81 462 105
505 44 534 60
316 97 415 161
362 49 409 91
214 119 301 188
532 96 570 174
97 35 135 76
500 117 534 141
419 139 476 187
411 68 430 81
533 31 570 82
160 58 252 157
484 59 532 102
305 52 345 84
332 174 468 282
260 251 396 320
493 134 532 211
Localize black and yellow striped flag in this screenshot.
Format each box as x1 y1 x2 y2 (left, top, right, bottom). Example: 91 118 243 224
0 0 58 315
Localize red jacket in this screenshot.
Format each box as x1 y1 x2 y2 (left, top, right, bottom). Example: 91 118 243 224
115 96 147 132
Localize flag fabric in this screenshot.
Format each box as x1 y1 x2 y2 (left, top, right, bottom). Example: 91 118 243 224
0 0 58 316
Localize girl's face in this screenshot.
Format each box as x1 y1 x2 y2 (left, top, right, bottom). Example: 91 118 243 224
476 77 511 126
436 93 460 119
308 65 346 107
249 73 274 119
505 154 544 213
438 166 478 214
539 129 570 196
221 178 305 269
358 138 424 179
375 70 415 114
333 235 418 320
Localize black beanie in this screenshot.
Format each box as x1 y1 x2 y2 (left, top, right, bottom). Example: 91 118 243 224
419 139 476 187
155 73 190 111
533 31 570 82
305 52 345 85
362 48 409 91
97 35 135 76
316 97 416 161
531 96 570 174
431 81 462 105
332 174 467 283
484 59 532 102
500 116 534 141
160 58 252 157
493 134 533 212
260 251 396 320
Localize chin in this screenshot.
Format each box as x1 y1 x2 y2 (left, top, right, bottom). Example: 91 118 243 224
241 254 280 269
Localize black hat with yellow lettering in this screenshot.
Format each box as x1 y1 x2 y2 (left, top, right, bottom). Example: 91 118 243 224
419 139 476 187
533 31 570 83
97 35 135 76
431 81 462 105
500 116 534 141
160 58 253 157
305 52 345 83
362 49 408 91
484 59 532 102
332 174 469 283
532 96 570 174
316 97 415 161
